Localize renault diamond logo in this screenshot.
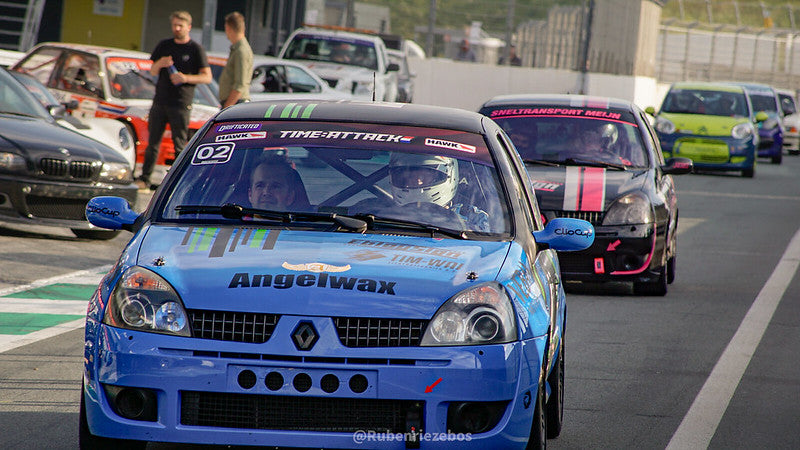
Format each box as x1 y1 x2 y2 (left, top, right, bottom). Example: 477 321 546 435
292 322 318 351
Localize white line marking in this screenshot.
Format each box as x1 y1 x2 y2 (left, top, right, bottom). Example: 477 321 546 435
0 318 85 354
0 298 88 315
0 265 110 297
667 226 800 449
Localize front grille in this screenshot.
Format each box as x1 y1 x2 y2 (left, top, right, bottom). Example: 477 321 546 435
333 317 428 347
69 161 95 179
180 391 421 433
547 210 605 226
39 159 97 179
188 309 279 343
557 251 592 273
40 158 67 176
25 195 87 220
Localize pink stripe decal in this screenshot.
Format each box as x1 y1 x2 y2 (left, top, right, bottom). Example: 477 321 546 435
611 225 657 275
579 167 606 211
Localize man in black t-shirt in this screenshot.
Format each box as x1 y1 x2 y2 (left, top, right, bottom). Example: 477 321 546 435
136 10 212 190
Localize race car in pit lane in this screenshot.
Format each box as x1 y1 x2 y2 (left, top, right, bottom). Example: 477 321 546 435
647 82 762 177
479 94 693 296
80 100 594 448
11 43 220 166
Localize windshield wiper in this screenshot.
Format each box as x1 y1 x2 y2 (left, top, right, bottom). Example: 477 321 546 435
523 158 562 167
561 158 627 171
353 214 468 240
175 203 368 232
0 110 38 118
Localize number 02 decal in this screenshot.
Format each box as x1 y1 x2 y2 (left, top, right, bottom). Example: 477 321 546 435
191 142 235 165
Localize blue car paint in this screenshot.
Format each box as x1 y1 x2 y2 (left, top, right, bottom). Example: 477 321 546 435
82 224 560 448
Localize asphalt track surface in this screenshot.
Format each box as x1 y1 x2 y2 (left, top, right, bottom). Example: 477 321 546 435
1 155 799 449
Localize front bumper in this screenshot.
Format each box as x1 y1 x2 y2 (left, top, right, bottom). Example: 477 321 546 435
556 223 663 283
659 133 756 171
83 315 546 448
0 175 137 229
757 130 783 157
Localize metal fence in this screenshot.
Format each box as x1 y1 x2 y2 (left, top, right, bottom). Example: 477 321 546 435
656 23 800 90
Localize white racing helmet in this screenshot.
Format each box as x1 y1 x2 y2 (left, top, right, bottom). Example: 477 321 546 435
389 153 459 207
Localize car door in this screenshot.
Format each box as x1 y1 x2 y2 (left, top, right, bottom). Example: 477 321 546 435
495 127 562 363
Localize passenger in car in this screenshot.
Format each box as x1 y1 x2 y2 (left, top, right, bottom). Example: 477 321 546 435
247 158 310 211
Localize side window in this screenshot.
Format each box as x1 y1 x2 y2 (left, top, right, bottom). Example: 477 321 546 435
496 131 543 231
640 112 665 165
57 52 103 98
15 47 62 87
285 66 320 92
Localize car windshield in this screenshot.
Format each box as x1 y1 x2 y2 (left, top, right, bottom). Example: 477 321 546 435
105 57 220 107
779 93 797 115
9 70 61 107
661 88 749 117
0 68 50 118
159 121 511 237
484 106 650 168
284 34 379 70
749 93 778 114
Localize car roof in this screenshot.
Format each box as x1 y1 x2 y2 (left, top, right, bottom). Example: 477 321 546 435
30 42 149 59
480 94 637 112
215 100 487 134
291 27 384 43
206 52 316 69
670 82 746 93
727 81 777 95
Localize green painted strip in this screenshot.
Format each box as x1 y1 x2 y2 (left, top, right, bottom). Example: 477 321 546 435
0 312 83 335
3 283 96 301
264 104 276 118
300 104 317 118
290 105 303 118
188 228 201 253
250 229 266 248
198 227 217 252
280 103 297 118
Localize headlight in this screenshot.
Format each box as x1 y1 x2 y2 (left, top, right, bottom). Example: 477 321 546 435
99 161 133 183
118 127 133 150
421 283 516 346
602 192 653 225
731 122 755 140
103 266 191 337
0 152 27 173
352 80 375 96
654 117 675 134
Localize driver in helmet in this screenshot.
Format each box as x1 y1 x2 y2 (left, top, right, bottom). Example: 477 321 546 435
388 152 490 232
570 121 631 165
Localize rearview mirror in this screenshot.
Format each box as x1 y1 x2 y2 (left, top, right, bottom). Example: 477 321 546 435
533 218 594 252
86 196 140 232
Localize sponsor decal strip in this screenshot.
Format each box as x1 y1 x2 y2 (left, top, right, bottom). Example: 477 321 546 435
580 167 606 212
562 167 606 211
228 272 396 295
183 227 281 256
563 167 581 211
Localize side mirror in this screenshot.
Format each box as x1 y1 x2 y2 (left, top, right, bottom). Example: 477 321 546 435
533 218 594 252
661 157 693 175
47 104 68 119
755 111 769 122
86 196 140 232
645 106 656 116
386 63 400 72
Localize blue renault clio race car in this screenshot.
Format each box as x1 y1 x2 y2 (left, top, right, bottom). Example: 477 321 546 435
79 101 593 448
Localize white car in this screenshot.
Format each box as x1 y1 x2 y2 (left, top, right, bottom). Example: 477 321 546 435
0 49 24 67
776 88 800 155
206 53 352 102
278 27 399 102
9 69 136 169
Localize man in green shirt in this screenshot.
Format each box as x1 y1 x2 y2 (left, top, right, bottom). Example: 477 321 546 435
219 11 253 108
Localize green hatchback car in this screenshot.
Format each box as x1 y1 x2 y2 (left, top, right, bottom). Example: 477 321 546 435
647 82 765 178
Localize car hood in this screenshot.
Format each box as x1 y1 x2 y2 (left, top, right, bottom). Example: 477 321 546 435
526 165 647 212
134 226 511 319
0 113 125 163
302 62 375 81
658 112 748 136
